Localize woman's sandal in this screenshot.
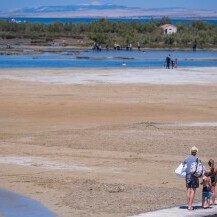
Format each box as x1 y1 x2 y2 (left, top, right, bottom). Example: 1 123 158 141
188 207 194 211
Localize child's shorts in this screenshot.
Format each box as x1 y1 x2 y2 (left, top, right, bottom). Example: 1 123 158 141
202 192 212 199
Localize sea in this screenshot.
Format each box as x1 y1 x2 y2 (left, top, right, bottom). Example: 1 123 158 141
1 17 217 24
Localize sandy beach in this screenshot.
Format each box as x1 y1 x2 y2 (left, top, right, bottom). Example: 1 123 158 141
0 67 217 217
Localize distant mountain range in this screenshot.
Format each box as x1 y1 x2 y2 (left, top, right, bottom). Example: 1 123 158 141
1 4 217 18
10 4 140 13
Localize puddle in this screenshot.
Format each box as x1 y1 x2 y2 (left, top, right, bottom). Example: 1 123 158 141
0 188 56 217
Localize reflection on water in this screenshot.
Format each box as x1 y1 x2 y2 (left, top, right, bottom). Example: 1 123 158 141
0 50 217 68
0 188 56 217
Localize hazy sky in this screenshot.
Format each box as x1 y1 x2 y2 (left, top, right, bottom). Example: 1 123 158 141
1 0 217 11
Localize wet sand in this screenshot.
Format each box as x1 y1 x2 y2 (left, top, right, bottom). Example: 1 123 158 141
0 67 217 217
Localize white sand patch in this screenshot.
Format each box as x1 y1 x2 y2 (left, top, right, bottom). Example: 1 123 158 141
140 121 217 127
0 156 122 173
1 67 217 85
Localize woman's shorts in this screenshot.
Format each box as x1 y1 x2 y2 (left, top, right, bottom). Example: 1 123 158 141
186 175 199 188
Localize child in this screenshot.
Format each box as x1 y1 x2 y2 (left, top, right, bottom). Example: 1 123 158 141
201 172 212 208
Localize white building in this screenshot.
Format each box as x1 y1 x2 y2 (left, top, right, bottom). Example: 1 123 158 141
161 24 177 35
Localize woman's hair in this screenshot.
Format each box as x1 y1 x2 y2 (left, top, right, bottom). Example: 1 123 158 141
208 159 214 172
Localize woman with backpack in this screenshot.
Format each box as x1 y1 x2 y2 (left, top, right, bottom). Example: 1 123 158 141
183 146 200 210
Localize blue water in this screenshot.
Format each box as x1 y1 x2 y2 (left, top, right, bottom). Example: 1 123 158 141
1 17 217 24
0 50 217 68
0 188 56 217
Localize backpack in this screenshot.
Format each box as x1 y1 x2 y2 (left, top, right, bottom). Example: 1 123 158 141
190 158 205 177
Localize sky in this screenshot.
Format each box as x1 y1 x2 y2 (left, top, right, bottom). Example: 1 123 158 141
1 0 217 11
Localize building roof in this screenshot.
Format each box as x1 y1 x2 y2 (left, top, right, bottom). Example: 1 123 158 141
161 24 177 29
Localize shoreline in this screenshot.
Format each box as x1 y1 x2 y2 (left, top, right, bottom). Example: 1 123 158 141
1 44 217 55
0 37 217 55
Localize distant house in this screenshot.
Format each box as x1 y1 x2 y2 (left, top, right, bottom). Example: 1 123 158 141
161 24 177 35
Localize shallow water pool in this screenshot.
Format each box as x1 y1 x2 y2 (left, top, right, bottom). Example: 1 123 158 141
0 188 56 217
0 50 217 68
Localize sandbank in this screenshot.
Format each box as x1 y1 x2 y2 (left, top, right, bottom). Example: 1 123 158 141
0 67 217 217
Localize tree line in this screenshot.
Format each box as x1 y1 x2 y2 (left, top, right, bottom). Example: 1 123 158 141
0 17 217 49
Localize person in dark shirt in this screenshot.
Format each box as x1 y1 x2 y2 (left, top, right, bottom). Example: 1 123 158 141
165 54 171 69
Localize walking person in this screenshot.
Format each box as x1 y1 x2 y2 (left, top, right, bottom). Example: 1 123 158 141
165 54 171 69
192 40 197 51
208 159 217 205
183 146 200 210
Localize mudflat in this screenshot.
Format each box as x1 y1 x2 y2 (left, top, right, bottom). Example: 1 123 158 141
0 67 217 217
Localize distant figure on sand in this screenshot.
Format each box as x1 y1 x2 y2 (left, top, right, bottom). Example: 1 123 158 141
114 43 121 50
174 58 178 68
171 58 178 69
208 159 217 205
126 43 132 51
92 42 101 51
201 172 212 208
137 42 141 51
171 58 175 69
165 54 171 69
183 146 200 210
192 40 197 51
